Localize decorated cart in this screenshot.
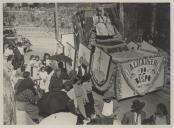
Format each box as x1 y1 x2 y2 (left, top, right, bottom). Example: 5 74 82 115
90 43 166 100
70 7 167 100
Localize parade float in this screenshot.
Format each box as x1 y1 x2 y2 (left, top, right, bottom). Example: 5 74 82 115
71 6 167 101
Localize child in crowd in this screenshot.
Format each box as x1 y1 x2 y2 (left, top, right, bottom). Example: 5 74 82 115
44 66 54 93
42 53 51 66
38 66 48 92
32 56 37 77
26 55 35 77
34 56 42 68
32 56 42 85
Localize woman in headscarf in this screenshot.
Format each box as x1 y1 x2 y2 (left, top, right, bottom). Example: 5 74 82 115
15 71 39 123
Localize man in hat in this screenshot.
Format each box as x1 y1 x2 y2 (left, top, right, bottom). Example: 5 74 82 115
121 99 146 125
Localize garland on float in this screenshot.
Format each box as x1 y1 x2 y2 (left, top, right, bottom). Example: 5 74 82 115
115 64 122 100
91 65 117 93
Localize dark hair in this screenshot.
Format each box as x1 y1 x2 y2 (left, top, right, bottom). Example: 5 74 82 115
58 61 64 69
30 55 35 60
40 66 45 71
20 65 26 72
8 44 14 50
23 71 30 78
43 53 50 60
35 55 40 60
17 42 22 47
156 103 168 116
7 55 13 62
73 78 79 84
45 66 53 74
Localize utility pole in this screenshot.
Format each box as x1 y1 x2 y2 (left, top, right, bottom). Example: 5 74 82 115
54 3 59 41
151 3 157 35
119 3 124 38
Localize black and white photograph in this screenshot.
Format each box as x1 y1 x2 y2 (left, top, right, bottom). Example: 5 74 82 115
2 2 171 126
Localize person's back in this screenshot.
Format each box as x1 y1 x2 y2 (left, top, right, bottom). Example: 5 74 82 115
12 47 23 69
49 91 70 113
49 72 63 92
38 91 75 117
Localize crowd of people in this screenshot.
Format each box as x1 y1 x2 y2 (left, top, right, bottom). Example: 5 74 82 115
4 37 121 124
3 4 170 125
3 36 170 125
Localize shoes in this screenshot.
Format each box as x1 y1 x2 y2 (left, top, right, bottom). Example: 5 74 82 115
83 118 91 125
91 114 96 119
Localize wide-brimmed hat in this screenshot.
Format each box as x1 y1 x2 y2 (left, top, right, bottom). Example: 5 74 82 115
103 91 115 100
131 100 145 111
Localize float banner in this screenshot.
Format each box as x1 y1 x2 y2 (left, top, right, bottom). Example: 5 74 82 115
121 56 164 95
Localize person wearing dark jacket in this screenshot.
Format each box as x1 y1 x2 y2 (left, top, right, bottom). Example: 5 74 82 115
38 90 76 118
12 46 24 70
15 71 39 122
49 68 63 92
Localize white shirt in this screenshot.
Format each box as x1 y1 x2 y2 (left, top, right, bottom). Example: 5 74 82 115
46 59 51 66
45 70 54 92
17 47 24 55
155 116 167 125
102 101 114 116
81 66 85 76
34 60 41 68
67 88 77 108
39 71 48 90
4 48 14 58
134 112 142 125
